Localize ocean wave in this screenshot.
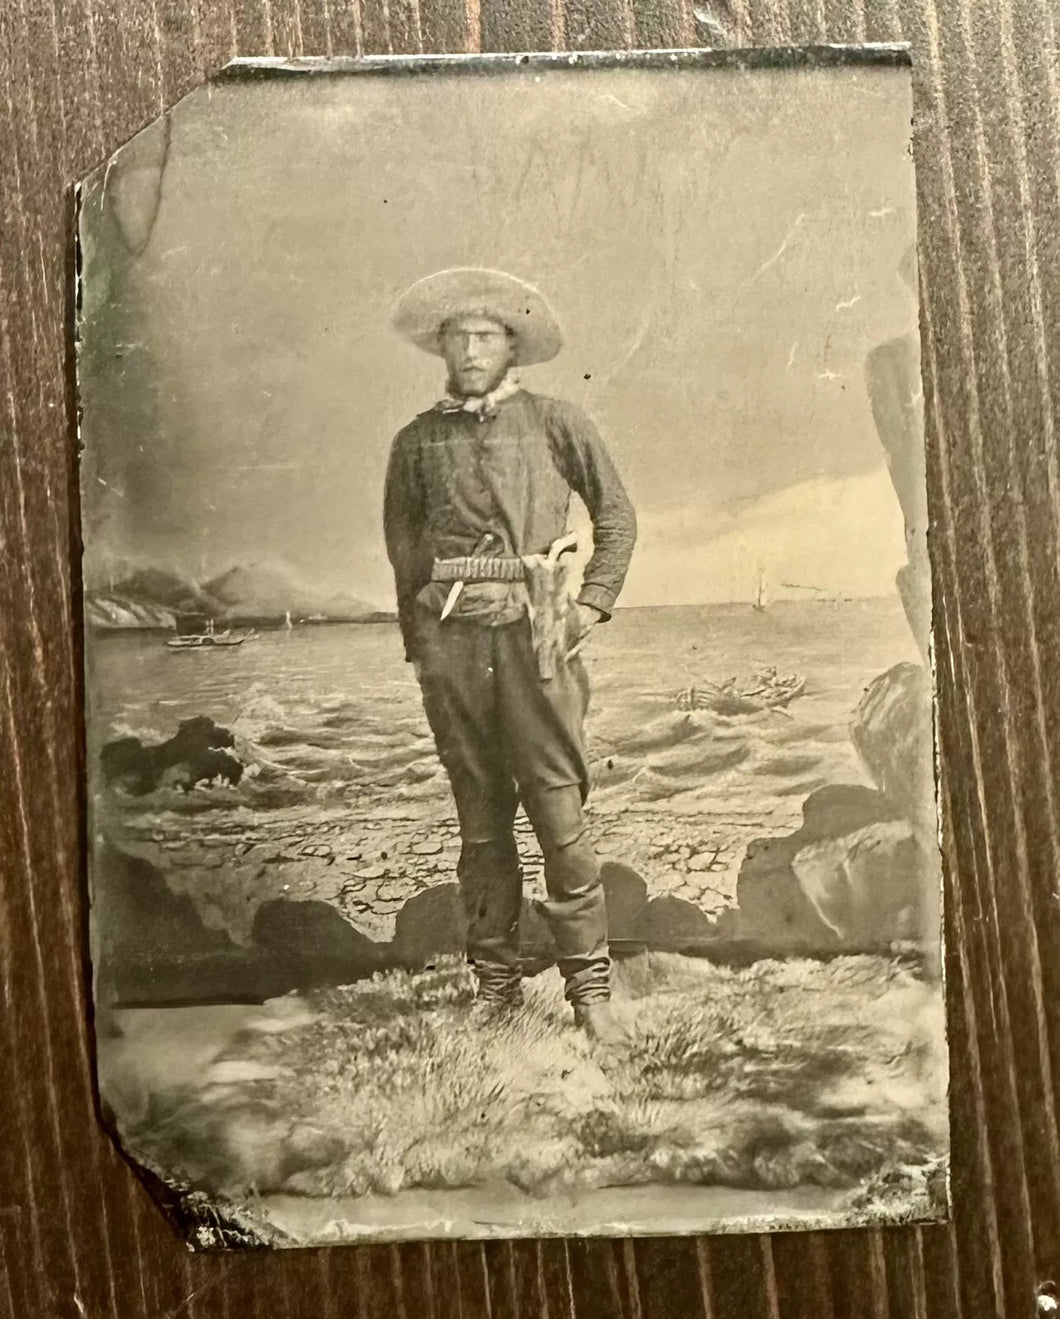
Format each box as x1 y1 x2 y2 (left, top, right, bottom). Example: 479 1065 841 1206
95 611 894 829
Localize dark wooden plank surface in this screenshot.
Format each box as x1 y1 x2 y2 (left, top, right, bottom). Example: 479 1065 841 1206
1 0 1058 1313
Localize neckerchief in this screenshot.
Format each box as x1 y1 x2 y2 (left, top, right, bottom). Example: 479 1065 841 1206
434 372 522 420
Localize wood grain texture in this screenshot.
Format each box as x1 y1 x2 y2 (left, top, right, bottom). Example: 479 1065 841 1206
1 0 1058 1313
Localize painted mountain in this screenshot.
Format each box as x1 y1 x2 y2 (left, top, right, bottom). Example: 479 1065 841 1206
202 564 388 625
84 561 393 629
84 564 214 630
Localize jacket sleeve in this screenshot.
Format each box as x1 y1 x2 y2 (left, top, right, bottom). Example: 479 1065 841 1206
546 399 637 618
383 424 426 661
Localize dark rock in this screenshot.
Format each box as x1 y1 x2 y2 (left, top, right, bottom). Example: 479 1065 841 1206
632 894 716 951
799 783 902 841
600 861 648 938
100 715 242 796
252 899 386 985
93 840 396 1004
391 883 466 968
95 841 235 965
92 841 268 1006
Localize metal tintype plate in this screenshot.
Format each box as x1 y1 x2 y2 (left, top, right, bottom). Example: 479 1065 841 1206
75 48 946 1249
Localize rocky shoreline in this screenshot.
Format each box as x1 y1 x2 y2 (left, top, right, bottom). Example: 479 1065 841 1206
106 795 773 948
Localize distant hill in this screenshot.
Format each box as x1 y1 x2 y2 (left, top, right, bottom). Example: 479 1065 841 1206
203 564 380 624
84 564 215 631
84 560 393 630
86 596 178 630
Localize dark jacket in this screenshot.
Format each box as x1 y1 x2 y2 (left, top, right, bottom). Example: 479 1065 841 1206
383 389 637 660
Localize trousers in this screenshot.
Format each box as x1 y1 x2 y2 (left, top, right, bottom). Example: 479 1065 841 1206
413 606 609 1005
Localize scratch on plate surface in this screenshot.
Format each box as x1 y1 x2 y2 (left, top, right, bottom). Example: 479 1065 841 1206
749 213 805 282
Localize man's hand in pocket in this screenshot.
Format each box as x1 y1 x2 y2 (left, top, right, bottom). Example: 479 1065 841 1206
567 603 604 657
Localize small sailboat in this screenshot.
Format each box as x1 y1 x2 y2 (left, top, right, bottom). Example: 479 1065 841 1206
752 566 768 612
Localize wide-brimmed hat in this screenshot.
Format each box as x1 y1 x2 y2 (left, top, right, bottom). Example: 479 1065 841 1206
392 268 563 365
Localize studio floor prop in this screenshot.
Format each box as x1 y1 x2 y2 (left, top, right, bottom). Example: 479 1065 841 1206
99 950 947 1243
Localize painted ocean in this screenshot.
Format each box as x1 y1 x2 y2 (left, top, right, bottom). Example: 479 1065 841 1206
89 599 922 945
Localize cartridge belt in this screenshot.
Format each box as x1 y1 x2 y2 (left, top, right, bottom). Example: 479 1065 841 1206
431 555 527 583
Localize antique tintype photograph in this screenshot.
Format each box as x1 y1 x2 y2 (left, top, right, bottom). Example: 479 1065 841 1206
77 50 947 1247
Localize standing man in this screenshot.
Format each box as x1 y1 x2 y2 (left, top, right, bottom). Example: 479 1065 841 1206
383 268 636 1038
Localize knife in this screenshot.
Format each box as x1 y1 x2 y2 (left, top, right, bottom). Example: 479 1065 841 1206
439 579 464 621
439 530 500 621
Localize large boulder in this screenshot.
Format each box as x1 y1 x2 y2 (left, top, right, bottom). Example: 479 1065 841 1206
852 662 942 970
851 662 936 837
100 716 243 796
732 785 908 951
791 820 922 945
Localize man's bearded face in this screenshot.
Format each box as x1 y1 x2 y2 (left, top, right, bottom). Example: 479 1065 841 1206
440 315 516 398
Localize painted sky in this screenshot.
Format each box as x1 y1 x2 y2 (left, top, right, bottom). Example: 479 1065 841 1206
79 61 920 607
